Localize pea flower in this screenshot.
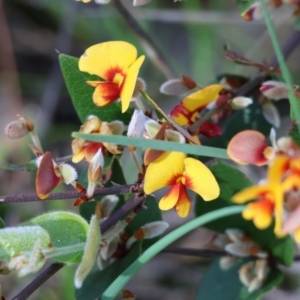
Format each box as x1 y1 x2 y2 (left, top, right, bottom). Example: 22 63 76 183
170 84 224 126
232 155 288 235
170 84 224 137
143 152 220 217
72 115 124 163
79 41 145 113
36 152 77 199
227 129 297 166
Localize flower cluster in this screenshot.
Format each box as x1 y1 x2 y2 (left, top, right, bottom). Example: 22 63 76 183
228 128 300 242
213 229 269 293
169 84 224 137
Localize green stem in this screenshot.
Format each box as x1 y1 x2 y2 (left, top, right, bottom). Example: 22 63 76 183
101 206 245 299
42 243 86 259
72 133 229 160
259 0 300 130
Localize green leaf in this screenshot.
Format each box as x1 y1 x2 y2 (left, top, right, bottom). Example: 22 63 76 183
0 226 51 261
72 132 229 159
26 211 89 264
289 123 300 147
236 0 256 14
195 161 294 266
75 242 141 300
196 258 283 300
59 54 133 124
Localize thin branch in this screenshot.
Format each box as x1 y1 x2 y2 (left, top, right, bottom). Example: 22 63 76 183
0 184 134 204
271 30 300 67
9 195 145 300
11 263 64 300
111 0 176 79
189 29 300 134
100 194 145 233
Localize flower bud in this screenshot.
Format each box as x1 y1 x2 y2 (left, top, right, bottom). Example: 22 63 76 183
199 121 222 137
219 256 239 270
230 96 253 110
262 101 280 128
126 221 169 248
160 79 191 96
58 163 78 185
5 120 29 139
95 0 111 4
133 0 151 6
87 149 104 198
127 109 150 139
248 276 263 293
95 195 119 220
74 215 101 288
225 228 244 242
242 2 263 21
132 78 147 97
260 80 288 100
239 261 253 286
122 290 136 300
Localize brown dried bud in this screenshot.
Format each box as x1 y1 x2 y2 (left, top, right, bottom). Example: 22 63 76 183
5 120 29 139
17 115 34 131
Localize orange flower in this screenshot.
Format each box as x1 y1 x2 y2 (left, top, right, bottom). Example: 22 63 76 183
72 115 124 163
143 152 220 217
79 41 145 113
232 155 289 236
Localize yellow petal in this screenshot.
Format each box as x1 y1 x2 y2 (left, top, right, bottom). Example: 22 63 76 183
170 104 191 126
232 186 272 204
183 158 220 201
79 41 138 79
175 185 191 218
242 201 273 229
267 155 289 184
181 84 225 112
159 183 180 211
72 150 85 163
294 228 300 243
273 186 284 237
120 55 145 113
143 152 185 195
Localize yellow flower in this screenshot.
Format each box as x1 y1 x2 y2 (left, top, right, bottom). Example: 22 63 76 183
170 84 224 126
143 152 220 218
232 155 288 236
79 41 145 113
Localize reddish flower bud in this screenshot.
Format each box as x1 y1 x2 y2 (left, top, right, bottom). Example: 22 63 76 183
199 121 222 137
181 75 197 89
